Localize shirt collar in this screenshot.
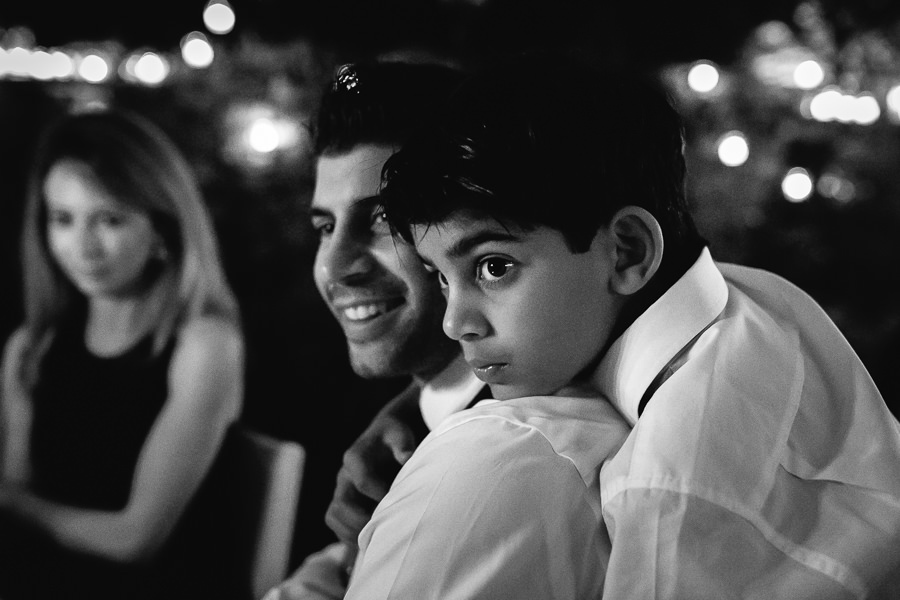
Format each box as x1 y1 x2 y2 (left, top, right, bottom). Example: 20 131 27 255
592 247 728 426
419 353 486 430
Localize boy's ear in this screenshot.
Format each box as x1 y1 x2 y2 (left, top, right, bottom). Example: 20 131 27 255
607 206 664 296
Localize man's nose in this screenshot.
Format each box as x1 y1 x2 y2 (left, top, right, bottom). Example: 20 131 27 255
316 233 377 286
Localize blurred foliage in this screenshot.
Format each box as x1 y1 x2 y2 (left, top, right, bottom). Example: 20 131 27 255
668 2 900 410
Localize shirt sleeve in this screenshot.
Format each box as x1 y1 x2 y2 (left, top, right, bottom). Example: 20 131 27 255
345 415 608 600
601 484 900 600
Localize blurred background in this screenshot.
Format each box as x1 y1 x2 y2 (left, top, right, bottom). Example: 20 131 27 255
2 0 899 567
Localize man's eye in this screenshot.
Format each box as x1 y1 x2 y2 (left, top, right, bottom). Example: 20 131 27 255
311 219 334 237
437 272 449 289
477 257 514 282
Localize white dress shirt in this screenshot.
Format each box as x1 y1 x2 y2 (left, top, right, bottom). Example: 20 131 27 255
345 394 630 600
262 355 484 600
596 247 900 599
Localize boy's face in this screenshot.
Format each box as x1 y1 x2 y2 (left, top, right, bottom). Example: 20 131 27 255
414 212 624 400
312 144 459 380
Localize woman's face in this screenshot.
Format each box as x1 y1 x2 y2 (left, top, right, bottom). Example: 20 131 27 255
43 158 160 300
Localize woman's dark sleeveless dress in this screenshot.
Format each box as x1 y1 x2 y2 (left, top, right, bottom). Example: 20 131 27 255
0 316 245 600
0 316 173 599
29 317 174 512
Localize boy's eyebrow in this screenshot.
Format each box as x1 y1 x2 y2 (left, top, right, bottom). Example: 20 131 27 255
445 230 520 259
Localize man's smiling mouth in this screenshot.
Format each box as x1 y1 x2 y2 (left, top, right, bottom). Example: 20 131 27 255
340 298 405 322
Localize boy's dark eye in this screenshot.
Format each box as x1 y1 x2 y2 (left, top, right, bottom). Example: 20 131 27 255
477 257 513 282
371 210 390 234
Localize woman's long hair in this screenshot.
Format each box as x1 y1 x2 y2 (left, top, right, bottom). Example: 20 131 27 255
18 108 238 388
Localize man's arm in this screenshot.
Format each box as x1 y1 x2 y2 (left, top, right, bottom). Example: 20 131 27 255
261 384 426 600
325 382 427 545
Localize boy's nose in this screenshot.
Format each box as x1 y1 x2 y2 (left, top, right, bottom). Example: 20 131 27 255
443 291 489 341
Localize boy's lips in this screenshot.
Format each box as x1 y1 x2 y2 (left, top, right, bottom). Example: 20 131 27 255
469 360 510 383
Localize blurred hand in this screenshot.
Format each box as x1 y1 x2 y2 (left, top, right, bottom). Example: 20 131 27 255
262 542 350 600
325 387 427 545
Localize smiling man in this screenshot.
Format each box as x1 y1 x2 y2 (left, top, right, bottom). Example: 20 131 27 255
311 143 454 381
263 61 479 600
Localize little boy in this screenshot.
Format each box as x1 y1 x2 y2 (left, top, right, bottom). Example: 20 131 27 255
375 53 900 599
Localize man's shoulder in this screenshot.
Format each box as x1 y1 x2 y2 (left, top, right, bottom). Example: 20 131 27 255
415 395 628 489
436 394 626 439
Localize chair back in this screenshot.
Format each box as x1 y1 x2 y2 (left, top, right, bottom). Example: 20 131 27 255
230 427 305 599
149 426 304 600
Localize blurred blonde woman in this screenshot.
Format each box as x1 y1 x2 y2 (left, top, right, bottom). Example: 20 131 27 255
0 109 244 599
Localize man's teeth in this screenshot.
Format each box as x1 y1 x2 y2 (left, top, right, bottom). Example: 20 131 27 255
343 303 389 321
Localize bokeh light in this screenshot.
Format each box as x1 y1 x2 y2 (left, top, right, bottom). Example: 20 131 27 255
48 50 74 79
888 85 900 113
887 85 900 123
793 60 824 89
133 52 169 85
247 118 279 153
28 50 54 80
181 32 214 68
4 47 30 77
717 132 750 167
782 167 814 202
809 88 880 124
78 53 110 83
222 102 309 171
817 173 856 203
203 1 236 35
687 60 719 93
852 94 880 125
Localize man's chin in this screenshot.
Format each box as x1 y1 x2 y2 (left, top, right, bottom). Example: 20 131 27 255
347 343 407 379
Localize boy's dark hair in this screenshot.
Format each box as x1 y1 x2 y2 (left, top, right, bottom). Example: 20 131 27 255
314 60 466 157
382 52 706 291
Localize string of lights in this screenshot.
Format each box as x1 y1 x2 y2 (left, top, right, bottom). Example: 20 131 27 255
0 0 234 85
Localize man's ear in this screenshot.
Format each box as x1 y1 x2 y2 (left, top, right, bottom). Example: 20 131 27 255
607 206 663 296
